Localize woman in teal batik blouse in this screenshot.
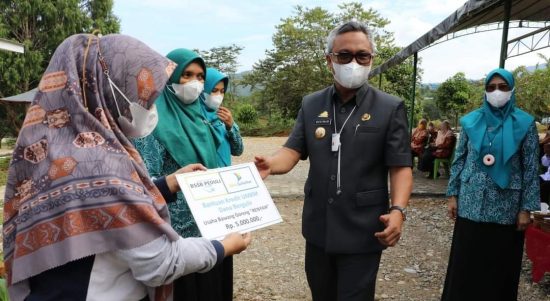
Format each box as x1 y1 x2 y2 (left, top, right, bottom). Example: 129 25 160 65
133 49 233 301
200 67 243 167
441 68 540 301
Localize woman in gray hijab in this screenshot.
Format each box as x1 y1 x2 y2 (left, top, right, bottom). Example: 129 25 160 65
3 33 250 301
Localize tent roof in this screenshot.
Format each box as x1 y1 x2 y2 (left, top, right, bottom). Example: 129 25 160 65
0 88 37 103
371 0 550 77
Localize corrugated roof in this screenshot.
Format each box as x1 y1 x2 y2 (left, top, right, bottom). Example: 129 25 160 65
0 88 37 103
370 0 550 77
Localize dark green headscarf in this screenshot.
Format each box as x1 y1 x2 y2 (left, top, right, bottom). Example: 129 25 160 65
460 68 534 188
152 48 219 168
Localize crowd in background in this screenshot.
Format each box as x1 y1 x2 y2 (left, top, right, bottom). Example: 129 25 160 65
410 119 457 178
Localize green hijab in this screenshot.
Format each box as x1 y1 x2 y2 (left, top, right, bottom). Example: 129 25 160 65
460 68 534 188
201 67 231 166
153 48 219 168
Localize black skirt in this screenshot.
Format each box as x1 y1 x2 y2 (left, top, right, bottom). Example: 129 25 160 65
441 217 524 301
173 256 233 301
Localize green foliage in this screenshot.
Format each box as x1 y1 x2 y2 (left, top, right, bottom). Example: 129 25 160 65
0 157 10 187
242 2 414 120
0 157 10 169
0 102 18 146
0 0 120 135
0 278 7 301
4 138 17 148
195 44 244 75
195 44 244 104
435 72 474 127
235 103 259 125
513 55 550 120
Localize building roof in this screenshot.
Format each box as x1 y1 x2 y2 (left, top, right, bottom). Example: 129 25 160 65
0 88 37 103
370 0 550 77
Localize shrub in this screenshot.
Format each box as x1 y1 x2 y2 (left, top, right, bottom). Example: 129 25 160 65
3 138 17 148
236 104 258 125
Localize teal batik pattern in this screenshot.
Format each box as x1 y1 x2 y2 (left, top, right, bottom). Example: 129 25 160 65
132 135 201 238
447 124 541 225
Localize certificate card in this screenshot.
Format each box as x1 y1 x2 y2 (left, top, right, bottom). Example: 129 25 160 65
175 162 283 240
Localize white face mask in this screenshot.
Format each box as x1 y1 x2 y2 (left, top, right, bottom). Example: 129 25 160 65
108 78 159 139
332 61 371 89
172 80 204 104
204 93 224 110
485 88 514 108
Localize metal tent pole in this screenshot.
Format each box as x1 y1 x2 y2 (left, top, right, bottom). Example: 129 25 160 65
499 0 512 68
409 52 418 133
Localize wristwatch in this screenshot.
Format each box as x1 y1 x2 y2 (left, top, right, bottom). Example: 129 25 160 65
389 205 406 221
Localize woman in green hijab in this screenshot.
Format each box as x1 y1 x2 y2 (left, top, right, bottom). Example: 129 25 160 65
133 48 232 301
201 67 244 167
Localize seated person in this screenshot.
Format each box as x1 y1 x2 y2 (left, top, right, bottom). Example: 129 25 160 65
540 143 550 205
427 121 437 145
539 124 550 156
419 120 456 178
411 119 429 165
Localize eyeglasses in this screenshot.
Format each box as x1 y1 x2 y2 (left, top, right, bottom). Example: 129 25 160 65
329 52 373 66
485 83 511 92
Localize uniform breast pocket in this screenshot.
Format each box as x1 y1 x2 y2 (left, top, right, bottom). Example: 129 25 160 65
356 126 380 134
353 126 382 150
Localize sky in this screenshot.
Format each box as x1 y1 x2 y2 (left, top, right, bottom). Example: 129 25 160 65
113 0 550 83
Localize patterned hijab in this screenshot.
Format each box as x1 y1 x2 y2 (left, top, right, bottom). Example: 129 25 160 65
152 48 219 169
460 68 534 188
3 34 179 300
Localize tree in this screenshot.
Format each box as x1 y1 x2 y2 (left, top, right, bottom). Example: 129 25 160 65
241 2 417 119
195 44 244 75
194 44 244 104
0 102 19 148
513 55 550 120
435 72 473 127
0 0 120 135
375 45 423 125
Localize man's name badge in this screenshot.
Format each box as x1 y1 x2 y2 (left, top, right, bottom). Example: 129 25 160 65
314 119 331 125
331 133 341 152
315 127 326 139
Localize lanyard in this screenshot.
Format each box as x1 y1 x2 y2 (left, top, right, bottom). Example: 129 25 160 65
332 102 357 195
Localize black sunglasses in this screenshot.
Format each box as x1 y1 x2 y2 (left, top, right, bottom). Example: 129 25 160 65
330 52 373 66
485 83 511 92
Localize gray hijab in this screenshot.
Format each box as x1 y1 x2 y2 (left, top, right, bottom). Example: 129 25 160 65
3 33 178 300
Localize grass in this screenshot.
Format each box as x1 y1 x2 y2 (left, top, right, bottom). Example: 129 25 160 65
238 116 294 137
0 157 10 187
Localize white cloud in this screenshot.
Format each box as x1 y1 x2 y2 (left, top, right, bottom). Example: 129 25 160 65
113 0 550 82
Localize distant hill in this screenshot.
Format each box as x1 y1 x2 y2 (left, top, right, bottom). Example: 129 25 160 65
525 63 547 72
235 63 547 96
422 63 547 90
423 83 440 90
230 71 253 97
